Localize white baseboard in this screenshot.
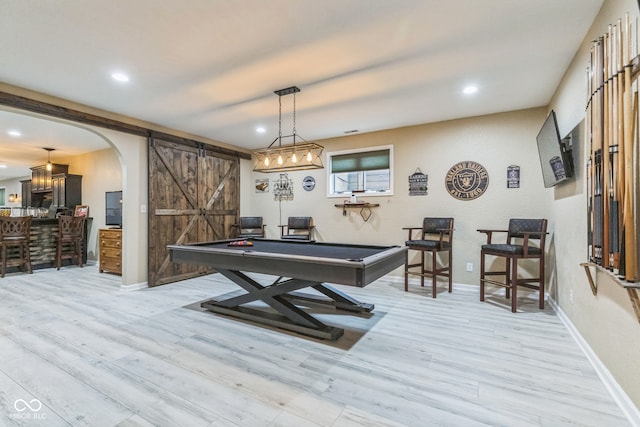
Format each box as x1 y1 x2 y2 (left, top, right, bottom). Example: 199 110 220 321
549 298 640 427
120 281 148 292
398 275 639 426
391 275 482 292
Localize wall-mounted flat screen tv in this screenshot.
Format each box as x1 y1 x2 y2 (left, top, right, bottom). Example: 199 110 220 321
536 110 574 187
105 190 122 228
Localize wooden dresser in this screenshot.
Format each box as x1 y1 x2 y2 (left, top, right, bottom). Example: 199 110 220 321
99 228 122 275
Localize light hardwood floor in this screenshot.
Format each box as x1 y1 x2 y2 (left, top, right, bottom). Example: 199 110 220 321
0 266 631 426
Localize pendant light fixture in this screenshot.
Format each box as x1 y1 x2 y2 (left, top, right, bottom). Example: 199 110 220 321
253 86 324 173
43 147 55 171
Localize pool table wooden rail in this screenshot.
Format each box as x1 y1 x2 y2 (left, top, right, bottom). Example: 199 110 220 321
168 239 407 287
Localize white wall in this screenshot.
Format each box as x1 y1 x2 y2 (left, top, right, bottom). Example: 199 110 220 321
549 0 640 409
246 107 551 285
57 148 122 260
0 176 28 208
24 117 148 287
78 129 148 287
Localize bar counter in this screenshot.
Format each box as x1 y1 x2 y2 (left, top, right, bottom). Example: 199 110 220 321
24 217 90 270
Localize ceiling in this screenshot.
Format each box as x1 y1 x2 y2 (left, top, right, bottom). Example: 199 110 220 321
0 0 604 181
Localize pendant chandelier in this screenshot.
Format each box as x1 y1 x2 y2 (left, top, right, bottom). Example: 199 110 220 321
253 86 324 173
43 147 55 171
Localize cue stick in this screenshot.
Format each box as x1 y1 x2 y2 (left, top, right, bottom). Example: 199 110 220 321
594 150 603 264
628 90 638 280
623 90 638 280
586 58 594 261
613 21 625 271
591 55 599 264
594 38 605 264
617 20 626 228
589 42 598 262
608 24 620 270
636 15 640 280
623 13 637 281
616 19 627 274
610 141 620 271
603 29 611 267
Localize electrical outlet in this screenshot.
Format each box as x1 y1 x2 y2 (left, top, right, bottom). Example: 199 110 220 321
569 289 574 304
466 262 473 272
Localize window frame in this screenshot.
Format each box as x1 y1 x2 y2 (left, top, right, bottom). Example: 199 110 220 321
326 145 394 198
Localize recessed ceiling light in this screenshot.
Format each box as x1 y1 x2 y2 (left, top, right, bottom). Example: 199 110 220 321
0 164 7 168
256 126 266 134
111 72 130 83
8 130 21 137
463 85 478 95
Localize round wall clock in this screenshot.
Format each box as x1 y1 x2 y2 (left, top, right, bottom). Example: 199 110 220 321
445 161 489 200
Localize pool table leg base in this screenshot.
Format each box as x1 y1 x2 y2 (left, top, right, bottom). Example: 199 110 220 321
285 284 374 313
200 300 344 340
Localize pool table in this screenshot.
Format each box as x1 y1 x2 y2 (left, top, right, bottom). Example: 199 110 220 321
168 238 407 340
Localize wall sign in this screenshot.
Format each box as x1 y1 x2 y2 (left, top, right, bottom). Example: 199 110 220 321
273 174 293 201
445 161 489 200
255 178 269 193
302 176 316 191
507 165 520 188
408 168 428 196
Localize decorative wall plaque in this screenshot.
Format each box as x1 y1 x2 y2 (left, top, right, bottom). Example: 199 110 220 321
255 178 269 193
302 176 316 191
408 168 428 196
445 161 489 200
273 174 293 201
507 165 520 188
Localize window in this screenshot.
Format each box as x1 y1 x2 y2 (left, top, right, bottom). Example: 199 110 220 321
0 188 5 206
327 145 393 197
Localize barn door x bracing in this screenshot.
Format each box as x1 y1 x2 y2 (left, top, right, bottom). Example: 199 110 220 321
148 137 239 287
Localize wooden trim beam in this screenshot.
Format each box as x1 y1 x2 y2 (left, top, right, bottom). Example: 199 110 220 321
0 90 251 160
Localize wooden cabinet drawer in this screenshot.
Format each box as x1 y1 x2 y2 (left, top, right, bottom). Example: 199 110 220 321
100 247 121 258
99 228 122 275
100 238 122 249
100 259 121 272
99 230 121 239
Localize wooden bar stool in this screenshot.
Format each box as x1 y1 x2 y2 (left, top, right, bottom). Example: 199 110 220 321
56 215 86 269
403 217 454 297
478 218 548 312
0 216 33 278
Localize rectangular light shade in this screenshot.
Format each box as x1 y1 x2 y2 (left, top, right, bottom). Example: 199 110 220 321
253 142 324 173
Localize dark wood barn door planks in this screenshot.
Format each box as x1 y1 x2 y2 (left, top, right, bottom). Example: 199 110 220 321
148 137 240 287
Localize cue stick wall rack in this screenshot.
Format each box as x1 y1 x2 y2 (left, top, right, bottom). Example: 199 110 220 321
580 261 640 323
334 202 379 222
583 12 640 322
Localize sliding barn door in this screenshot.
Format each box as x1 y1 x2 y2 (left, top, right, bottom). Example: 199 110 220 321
148 137 239 287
